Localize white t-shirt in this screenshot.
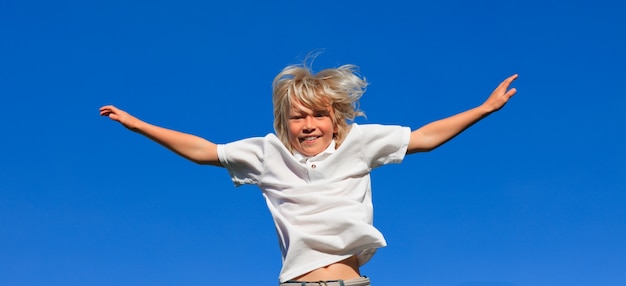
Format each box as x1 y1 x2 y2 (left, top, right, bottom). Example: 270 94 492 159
217 123 411 282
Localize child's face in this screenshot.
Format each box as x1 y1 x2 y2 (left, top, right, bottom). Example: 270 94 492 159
287 101 337 157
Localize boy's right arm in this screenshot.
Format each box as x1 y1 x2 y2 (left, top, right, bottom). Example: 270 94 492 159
99 105 223 167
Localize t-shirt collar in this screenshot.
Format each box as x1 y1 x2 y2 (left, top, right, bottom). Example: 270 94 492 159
293 140 336 163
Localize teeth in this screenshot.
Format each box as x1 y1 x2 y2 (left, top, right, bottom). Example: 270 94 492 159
302 136 318 141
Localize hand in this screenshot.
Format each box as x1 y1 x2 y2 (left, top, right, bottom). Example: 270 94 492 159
99 105 142 130
481 74 518 113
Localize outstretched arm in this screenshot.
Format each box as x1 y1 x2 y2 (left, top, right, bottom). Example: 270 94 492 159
407 74 518 154
99 105 222 166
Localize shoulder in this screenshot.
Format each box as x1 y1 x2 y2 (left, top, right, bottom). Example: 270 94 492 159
220 133 281 148
345 123 411 141
218 134 291 184
218 134 289 162
340 123 411 167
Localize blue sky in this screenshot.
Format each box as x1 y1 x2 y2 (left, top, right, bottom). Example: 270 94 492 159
1 0 625 285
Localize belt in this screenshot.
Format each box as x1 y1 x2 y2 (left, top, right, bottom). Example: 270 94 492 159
280 276 370 286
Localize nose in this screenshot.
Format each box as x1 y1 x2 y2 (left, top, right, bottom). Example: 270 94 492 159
303 116 315 132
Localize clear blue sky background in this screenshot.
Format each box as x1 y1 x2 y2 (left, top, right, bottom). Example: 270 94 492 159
1 0 625 285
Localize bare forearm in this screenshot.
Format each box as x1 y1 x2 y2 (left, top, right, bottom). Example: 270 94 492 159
406 74 518 154
100 105 221 166
409 105 490 153
132 120 220 165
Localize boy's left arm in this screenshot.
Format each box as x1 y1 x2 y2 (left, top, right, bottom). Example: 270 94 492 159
407 74 518 154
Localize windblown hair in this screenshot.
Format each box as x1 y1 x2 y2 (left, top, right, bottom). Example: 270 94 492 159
272 61 367 152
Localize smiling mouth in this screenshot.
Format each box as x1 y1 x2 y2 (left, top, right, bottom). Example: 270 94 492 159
299 136 320 142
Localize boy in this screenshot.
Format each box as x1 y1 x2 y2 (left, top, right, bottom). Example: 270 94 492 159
100 62 517 286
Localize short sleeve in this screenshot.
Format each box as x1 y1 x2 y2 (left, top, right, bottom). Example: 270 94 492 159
217 137 266 186
354 124 411 168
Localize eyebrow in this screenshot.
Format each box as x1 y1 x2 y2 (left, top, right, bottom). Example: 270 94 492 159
314 110 330 115
290 109 330 115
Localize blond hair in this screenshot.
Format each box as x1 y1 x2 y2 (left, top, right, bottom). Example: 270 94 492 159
272 61 367 152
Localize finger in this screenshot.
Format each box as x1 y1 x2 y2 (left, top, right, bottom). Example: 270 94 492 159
100 108 120 117
504 87 517 98
495 74 518 94
502 74 518 87
100 108 113 116
99 105 121 113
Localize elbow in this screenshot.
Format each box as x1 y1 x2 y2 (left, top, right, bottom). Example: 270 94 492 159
189 156 222 166
190 158 206 165
407 133 439 154
407 145 436 154
188 144 222 166
190 156 223 167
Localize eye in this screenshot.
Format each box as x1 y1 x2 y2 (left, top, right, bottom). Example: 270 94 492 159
314 111 329 117
289 115 304 120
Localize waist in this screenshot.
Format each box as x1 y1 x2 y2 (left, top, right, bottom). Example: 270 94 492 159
292 255 361 282
280 276 370 286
